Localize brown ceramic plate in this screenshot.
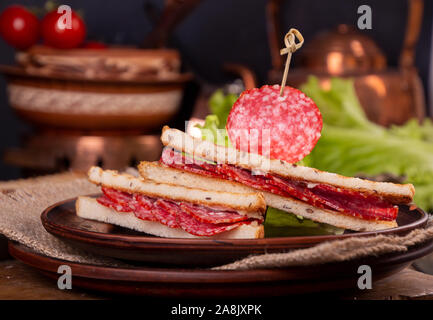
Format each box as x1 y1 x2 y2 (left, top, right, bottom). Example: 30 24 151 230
41 196 428 266
8 240 433 297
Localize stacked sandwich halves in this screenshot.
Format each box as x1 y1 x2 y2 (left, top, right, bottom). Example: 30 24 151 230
77 126 415 238
77 166 266 239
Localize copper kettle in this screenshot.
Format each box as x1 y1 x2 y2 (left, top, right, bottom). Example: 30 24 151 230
266 0 426 126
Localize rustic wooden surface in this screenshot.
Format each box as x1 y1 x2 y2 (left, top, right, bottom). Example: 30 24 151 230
0 260 101 300
351 267 433 300
0 259 432 300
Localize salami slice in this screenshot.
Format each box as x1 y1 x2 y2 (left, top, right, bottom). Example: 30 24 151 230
97 195 132 212
133 194 158 222
217 164 284 195
102 187 134 206
179 202 249 224
168 159 397 222
96 186 256 236
226 85 323 163
160 148 221 178
177 205 247 236
308 184 398 221
153 199 181 228
218 164 398 221
134 194 155 211
134 206 158 222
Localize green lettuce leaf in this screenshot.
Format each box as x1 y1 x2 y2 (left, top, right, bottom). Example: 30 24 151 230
389 118 433 143
264 207 344 237
265 206 319 227
301 76 383 134
208 89 238 128
306 125 433 210
301 76 433 211
195 114 232 147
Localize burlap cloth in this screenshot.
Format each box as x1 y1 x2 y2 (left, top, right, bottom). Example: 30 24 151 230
0 172 432 270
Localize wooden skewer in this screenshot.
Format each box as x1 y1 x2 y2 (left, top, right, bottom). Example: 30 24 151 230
279 28 304 96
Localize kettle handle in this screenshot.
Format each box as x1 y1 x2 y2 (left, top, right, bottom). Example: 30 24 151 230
399 0 424 69
400 0 426 122
266 0 284 73
141 0 202 48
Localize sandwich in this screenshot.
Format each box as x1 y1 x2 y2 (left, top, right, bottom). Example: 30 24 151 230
76 166 266 239
137 126 415 232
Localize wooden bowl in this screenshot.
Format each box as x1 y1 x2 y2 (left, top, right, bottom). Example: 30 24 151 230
0 65 192 130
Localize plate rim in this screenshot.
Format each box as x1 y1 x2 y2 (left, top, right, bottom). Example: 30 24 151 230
41 196 429 250
8 240 433 283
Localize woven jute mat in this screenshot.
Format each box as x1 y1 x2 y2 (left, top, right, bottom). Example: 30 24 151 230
0 172 125 267
0 172 432 270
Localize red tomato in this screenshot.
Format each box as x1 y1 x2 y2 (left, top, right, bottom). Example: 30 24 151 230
41 10 86 49
0 5 39 50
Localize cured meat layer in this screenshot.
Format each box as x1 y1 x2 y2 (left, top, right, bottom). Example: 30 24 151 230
227 85 323 163
97 187 257 236
160 148 398 221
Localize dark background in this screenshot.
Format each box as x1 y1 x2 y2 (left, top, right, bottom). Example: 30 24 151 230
0 0 432 180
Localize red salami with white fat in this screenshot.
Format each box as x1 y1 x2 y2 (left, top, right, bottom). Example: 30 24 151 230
153 199 181 228
98 187 133 212
96 187 257 236
226 85 323 163
179 202 249 224
97 195 132 212
159 151 398 221
217 164 398 221
177 204 247 236
133 194 158 222
102 187 133 206
160 148 221 178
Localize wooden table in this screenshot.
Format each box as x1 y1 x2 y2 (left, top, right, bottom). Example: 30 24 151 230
0 259 432 300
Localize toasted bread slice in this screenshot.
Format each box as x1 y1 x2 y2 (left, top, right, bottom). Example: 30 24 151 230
160 126 415 204
88 166 266 217
262 192 397 231
139 161 252 193
76 197 264 239
139 162 398 231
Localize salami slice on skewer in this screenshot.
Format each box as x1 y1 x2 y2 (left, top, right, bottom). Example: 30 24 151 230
227 85 322 163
